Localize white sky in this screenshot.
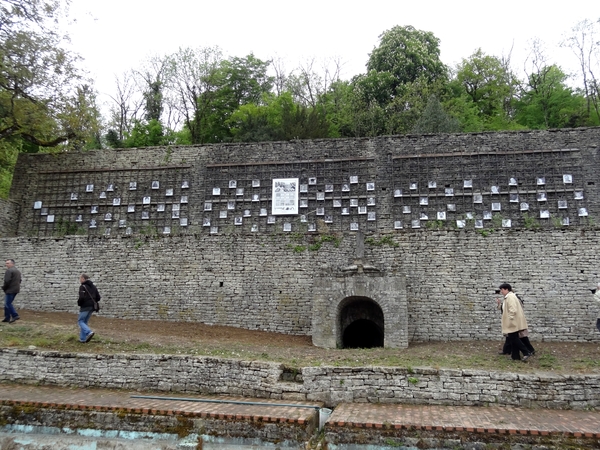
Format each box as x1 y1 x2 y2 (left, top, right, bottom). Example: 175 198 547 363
64 0 597 112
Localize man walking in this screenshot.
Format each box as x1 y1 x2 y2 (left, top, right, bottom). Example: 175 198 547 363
3 259 22 323
498 283 532 361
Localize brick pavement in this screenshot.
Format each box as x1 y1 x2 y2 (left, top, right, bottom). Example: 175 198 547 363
0 383 320 425
1 383 600 440
329 402 600 439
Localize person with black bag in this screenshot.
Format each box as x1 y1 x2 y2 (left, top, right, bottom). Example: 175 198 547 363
78 274 100 343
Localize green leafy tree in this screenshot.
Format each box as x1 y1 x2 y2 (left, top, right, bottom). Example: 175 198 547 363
367 25 447 96
228 92 329 142
515 65 586 129
452 49 521 130
0 0 100 149
412 95 460 133
164 46 223 145
0 0 100 197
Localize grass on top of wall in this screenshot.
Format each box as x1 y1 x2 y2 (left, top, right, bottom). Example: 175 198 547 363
1 310 600 374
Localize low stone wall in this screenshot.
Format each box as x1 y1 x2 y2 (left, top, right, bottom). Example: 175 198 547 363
0 408 315 448
1 349 598 410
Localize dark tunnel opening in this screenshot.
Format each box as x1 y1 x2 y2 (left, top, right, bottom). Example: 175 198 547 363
342 319 384 348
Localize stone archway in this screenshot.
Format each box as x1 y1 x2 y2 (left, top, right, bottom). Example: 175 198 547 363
312 273 407 349
338 296 384 348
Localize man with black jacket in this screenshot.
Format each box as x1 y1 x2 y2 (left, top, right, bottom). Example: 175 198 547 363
3 259 21 323
78 274 101 343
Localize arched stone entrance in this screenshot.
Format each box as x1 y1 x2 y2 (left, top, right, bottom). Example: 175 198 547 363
312 273 408 349
338 296 384 348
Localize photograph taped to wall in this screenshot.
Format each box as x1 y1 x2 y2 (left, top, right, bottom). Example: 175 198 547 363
575 191 584 200
128 204 135 213
166 189 173 196
33 201 42 209
157 203 165 212
99 192 106 199
272 178 299 215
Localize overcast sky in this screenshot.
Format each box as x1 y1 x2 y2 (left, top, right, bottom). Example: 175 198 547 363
64 0 596 111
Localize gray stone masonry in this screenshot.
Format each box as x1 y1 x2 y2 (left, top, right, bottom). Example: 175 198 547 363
1 349 598 409
3 128 600 345
2 228 600 342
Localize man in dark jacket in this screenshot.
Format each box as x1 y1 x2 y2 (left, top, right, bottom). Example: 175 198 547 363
3 259 21 323
78 274 101 343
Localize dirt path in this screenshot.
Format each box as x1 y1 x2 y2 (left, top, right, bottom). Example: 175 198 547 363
3 309 600 373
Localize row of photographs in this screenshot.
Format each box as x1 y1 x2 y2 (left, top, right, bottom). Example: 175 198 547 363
393 174 575 192
80 181 190 192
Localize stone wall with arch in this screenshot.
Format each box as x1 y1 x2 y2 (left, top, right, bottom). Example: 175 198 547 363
2 128 600 346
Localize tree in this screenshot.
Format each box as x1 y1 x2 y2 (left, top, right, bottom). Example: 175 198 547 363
367 25 447 95
452 49 520 130
412 95 460 134
228 92 330 142
106 71 144 146
163 46 223 145
561 18 600 123
515 64 586 129
0 0 100 150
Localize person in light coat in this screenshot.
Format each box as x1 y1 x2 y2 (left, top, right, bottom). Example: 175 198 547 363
593 282 600 332
498 283 532 361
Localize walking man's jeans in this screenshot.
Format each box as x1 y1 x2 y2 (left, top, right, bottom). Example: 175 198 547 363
78 310 93 342
4 293 18 321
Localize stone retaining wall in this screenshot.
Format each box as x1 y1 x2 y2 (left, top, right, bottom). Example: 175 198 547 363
1 349 598 409
0 198 18 237
1 228 600 343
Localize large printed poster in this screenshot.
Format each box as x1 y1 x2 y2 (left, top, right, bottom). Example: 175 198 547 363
272 178 299 215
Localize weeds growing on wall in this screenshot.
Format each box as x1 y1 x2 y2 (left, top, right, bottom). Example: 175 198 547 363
365 235 399 247
53 218 85 236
